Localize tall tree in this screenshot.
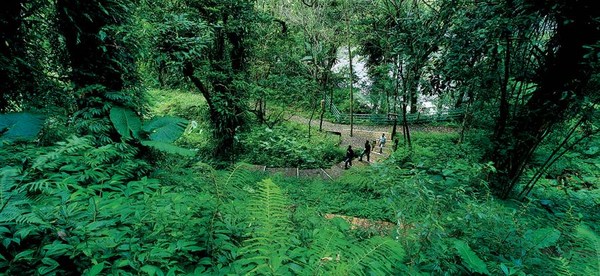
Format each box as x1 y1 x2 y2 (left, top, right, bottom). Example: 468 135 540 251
489 0 600 198
361 0 453 145
0 0 40 112
56 0 142 144
181 0 257 162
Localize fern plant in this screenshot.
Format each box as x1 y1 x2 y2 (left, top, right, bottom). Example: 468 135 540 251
301 225 405 275
1 135 216 275
0 167 30 223
234 178 294 275
222 177 406 275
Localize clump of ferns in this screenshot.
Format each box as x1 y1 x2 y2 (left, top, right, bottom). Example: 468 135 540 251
229 178 406 275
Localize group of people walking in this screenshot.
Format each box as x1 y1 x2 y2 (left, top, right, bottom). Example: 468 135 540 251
344 133 387 169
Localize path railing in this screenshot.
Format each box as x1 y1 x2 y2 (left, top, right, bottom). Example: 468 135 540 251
325 95 464 125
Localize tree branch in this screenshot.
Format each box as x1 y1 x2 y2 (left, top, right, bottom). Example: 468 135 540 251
183 62 214 111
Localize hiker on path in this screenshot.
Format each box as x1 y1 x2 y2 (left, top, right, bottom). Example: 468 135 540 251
344 145 354 169
359 140 371 162
379 133 386 153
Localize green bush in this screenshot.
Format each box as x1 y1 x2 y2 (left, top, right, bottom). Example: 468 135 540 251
0 137 215 275
2 125 598 275
238 123 344 169
147 89 207 122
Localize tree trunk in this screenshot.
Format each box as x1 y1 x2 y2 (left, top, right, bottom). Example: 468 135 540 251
319 97 325 131
57 0 139 144
182 17 248 163
493 30 512 143
391 57 401 140
409 89 418 114
0 0 36 112
349 46 354 137
490 1 600 198
402 102 411 147
346 4 354 138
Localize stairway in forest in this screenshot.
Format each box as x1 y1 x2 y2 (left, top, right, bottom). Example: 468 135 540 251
251 127 395 181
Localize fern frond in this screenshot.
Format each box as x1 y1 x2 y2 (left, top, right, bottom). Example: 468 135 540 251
224 163 260 187
305 222 405 275
217 163 263 200
15 212 45 225
85 144 121 167
349 236 405 273
235 179 294 275
0 167 30 223
573 223 600 274
553 256 575 276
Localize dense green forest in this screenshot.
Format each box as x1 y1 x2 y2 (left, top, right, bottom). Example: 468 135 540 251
1 0 599 274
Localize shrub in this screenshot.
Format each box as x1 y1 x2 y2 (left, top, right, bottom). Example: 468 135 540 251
238 123 344 168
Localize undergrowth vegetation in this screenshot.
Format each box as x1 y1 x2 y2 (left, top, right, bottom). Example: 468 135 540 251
238 123 344 169
3 0 599 273
2 123 599 274
146 89 344 169
2 89 598 275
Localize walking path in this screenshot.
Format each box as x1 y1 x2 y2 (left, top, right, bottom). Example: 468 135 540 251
250 115 457 180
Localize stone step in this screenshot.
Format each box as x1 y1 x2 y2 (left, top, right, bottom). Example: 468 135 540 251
265 167 297 178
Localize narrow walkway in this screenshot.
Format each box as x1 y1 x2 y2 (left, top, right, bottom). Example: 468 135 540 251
250 115 457 180
250 116 401 180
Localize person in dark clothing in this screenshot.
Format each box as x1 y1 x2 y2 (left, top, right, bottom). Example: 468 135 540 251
359 140 371 162
344 145 354 169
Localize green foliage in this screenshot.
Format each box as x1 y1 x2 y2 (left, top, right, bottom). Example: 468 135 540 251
147 89 207 121
137 11 212 88
0 135 216 275
1 121 598 275
523 228 561 250
108 106 193 156
303 230 406 275
0 112 46 142
1 1 599 275
239 123 343 168
212 173 405 275
144 89 212 159
0 167 29 223
235 179 293 274
109 107 142 140
454 240 490 275
140 141 195 157
142 116 188 143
